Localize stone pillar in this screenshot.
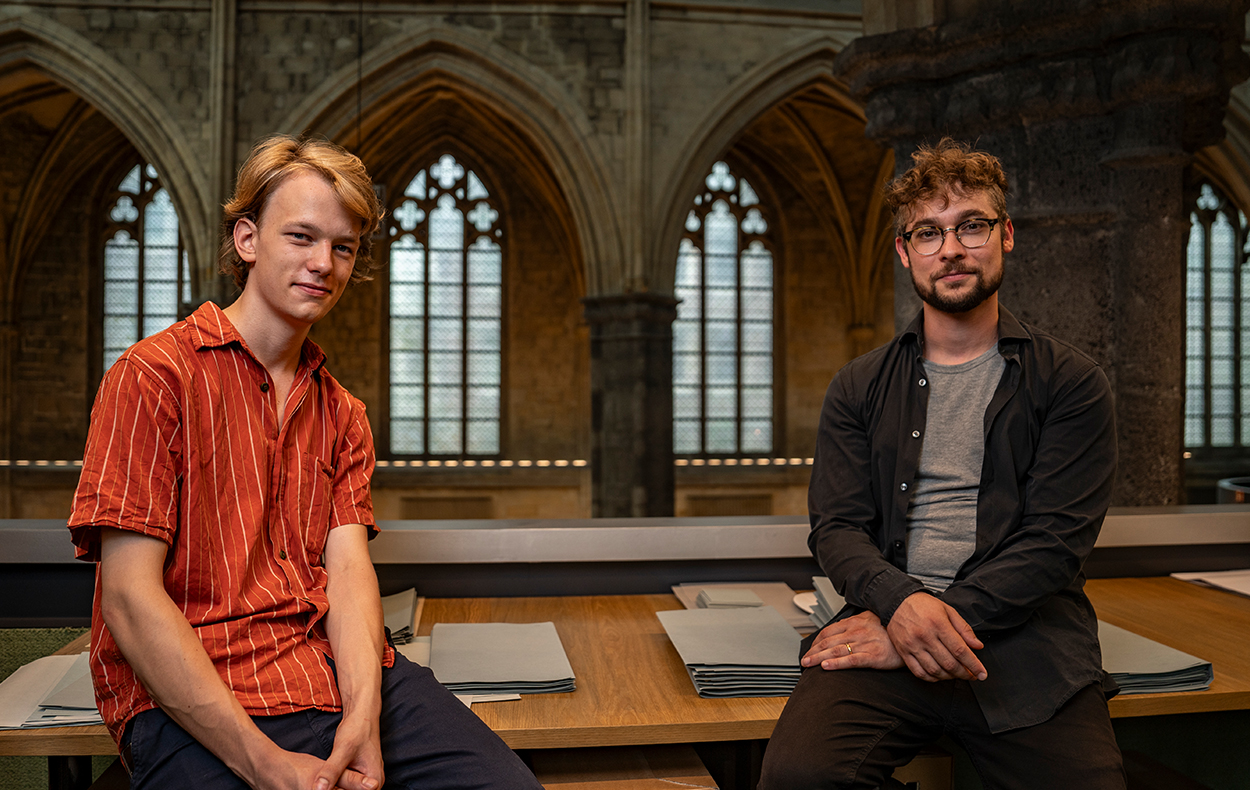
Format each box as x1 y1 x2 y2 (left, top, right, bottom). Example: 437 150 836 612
834 0 1250 505
204 0 237 309
583 293 678 517
0 321 15 517
623 0 650 292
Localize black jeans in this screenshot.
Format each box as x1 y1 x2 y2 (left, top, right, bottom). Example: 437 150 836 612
120 650 542 790
758 668 1125 790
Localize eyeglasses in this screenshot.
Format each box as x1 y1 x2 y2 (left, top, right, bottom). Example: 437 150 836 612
901 218 1002 256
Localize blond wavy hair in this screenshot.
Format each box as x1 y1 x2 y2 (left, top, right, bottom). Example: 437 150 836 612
219 135 384 289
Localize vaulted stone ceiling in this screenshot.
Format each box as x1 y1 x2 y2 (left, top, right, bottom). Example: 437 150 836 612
0 66 133 320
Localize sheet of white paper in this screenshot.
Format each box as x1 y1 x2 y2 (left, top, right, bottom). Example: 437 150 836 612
23 708 102 728
396 636 431 667
673 582 809 629
811 577 847 622
453 693 524 708
0 654 81 729
696 588 764 608
792 592 817 614
40 653 96 710
381 588 418 638
1172 569 1250 597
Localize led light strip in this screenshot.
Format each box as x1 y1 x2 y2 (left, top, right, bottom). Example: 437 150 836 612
2 457 814 469
675 458 814 467
376 459 588 468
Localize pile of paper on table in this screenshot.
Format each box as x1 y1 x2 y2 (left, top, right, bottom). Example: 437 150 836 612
429 622 576 695
1171 569 1250 598
696 588 763 608
0 652 102 729
1098 621 1213 694
382 587 419 645
672 581 811 629
657 606 801 698
808 576 847 629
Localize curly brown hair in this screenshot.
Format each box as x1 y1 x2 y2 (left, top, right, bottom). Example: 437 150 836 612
884 138 1009 237
219 135 384 290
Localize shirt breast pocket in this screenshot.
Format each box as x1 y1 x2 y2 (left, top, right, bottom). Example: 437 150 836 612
292 453 334 564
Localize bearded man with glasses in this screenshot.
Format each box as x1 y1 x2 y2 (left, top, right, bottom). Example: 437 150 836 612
758 139 1126 790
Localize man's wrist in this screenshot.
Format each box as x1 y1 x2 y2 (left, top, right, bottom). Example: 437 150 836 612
229 727 289 789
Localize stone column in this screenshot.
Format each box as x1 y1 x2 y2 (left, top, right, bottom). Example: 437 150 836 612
834 0 1250 505
0 321 15 517
583 293 678 517
203 0 237 309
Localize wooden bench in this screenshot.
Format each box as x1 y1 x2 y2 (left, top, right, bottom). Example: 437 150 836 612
531 744 718 789
894 747 953 790
529 743 951 790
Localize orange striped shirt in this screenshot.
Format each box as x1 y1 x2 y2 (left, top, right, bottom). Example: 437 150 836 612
68 302 393 745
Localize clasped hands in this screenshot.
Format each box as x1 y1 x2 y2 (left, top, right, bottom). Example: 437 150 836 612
800 592 987 682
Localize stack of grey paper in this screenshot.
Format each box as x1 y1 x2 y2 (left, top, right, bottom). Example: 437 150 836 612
428 622 576 694
672 582 811 629
1098 621 1213 694
657 607 801 698
809 576 847 629
696 588 763 608
0 653 103 729
382 588 418 645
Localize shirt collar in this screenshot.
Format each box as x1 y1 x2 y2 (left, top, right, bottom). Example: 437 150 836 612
900 304 1032 354
185 302 328 373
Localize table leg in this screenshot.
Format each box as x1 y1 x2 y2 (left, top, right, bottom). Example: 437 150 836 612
693 739 766 790
48 755 92 790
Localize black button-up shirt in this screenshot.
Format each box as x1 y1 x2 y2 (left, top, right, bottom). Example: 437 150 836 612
808 306 1117 732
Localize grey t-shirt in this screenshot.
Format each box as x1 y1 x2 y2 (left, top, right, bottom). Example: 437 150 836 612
906 344 1005 593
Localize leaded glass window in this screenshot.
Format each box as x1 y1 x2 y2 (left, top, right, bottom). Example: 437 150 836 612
387 154 503 457
102 163 190 371
1185 182 1250 452
673 161 774 456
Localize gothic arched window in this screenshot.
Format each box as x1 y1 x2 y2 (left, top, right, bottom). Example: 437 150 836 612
386 154 503 457
102 163 189 371
1185 182 1250 454
673 161 774 456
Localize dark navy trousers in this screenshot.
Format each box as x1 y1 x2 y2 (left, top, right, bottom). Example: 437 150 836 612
120 650 542 789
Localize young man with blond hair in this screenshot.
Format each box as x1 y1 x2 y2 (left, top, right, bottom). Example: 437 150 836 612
69 136 541 790
759 139 1126 790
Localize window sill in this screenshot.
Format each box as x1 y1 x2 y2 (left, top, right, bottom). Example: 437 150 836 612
371 464 587 488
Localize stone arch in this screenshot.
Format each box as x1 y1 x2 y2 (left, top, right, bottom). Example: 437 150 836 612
0 11 211 309
277 23 618 296
364 101 583 297
651 34 864 292
1195 91 1250 215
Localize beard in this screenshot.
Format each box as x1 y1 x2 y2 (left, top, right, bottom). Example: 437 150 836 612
910 261 1003 314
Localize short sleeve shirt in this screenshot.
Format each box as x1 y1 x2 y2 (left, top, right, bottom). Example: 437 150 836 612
68 302 393 744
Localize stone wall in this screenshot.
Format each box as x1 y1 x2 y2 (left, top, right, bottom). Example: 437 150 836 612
1 1 1245 515
38 5 213 154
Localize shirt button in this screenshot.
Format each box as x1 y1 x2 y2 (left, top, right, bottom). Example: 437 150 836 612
893 540 904 551
900 482 908 491
918 378 927 387
279 550 287 560
260 382 270 393
912 430 921 438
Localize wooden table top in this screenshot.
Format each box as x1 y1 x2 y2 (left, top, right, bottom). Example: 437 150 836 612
3 577 1250 756
1089 576 1250 718
415 594 787 749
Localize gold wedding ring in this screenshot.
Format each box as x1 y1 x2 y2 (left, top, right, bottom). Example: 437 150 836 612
845 643 853 655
